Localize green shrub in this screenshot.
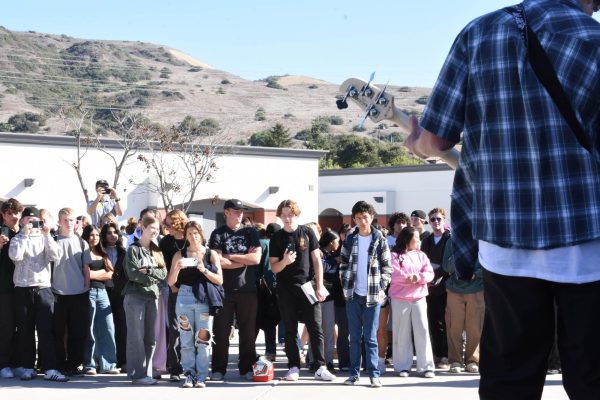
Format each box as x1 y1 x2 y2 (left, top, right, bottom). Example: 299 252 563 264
329 115 344 125
255 107 266 121
221 79 231 84
415 95 429 105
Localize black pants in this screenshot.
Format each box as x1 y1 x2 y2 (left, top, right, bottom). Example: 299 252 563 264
0 292 16 369
167 290 182 375
277 283 325 369
480 269 600 400
426 292 448 359
106 287 127 369
14 287 57 370
53 292 89 372
211 291 257 375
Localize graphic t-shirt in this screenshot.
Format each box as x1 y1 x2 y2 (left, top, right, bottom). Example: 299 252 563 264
208 225 260 294
269 225 319 286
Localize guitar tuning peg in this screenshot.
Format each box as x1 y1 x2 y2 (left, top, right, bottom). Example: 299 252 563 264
336 99 349 110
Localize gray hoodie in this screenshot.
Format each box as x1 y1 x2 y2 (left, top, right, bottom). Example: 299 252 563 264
9 232 61 288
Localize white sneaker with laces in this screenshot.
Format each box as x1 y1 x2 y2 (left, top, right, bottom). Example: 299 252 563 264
314 365 336 381
0 367 14 379
182 374 195 388
285 366 300 381
44 369 68 382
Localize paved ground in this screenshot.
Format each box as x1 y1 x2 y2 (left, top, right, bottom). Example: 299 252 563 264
0 335 569 400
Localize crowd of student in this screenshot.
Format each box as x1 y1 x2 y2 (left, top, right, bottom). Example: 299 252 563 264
0 180 487 389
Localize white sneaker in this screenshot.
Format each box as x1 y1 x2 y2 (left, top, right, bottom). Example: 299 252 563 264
437 357 449 369
132 376 157 385
44 369 68 382
0 367 14 378
285 366 300 381
314 365 336 381
449 362 462 373
20 368 36 380
466 362 479 373
377 358 386 375
182 374 195 388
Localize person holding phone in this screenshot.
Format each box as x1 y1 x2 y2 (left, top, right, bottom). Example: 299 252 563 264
269 200 335 382
9 207 67 382
167 221 222 388
86 179 124 227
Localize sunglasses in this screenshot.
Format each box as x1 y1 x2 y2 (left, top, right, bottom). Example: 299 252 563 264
429 217 442 223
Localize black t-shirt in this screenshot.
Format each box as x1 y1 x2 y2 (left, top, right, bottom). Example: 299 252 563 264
159 235 188 272
208 225 260 294
269 225 318 286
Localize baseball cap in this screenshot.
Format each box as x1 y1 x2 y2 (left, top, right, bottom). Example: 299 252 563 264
266 223 281 237
223 198 247 210
95 179 109 188
410 210 428 223
22 206 40 218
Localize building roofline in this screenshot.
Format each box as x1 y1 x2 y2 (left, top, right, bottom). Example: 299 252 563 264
0 132 328 159
319 163 452 176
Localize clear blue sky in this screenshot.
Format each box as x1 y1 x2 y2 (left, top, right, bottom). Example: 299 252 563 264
3 1 599 87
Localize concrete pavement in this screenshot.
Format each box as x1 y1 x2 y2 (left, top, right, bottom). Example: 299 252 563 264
0 336 569 400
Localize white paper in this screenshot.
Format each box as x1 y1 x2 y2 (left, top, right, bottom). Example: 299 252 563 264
300 281 328 304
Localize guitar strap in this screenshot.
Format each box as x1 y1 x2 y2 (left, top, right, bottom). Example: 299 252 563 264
504 4 596 155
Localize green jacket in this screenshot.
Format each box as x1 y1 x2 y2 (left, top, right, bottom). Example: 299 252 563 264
123 243 167 299
442 237 483 294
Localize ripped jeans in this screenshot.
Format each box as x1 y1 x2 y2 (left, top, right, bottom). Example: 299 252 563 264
176 285 212 381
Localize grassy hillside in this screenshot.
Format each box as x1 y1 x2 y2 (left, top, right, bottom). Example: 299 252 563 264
0 27 433 165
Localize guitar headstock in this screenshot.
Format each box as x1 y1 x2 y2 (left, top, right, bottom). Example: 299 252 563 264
337 78 396 124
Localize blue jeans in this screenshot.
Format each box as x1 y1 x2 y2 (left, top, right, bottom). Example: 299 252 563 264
176 286 212 381
84 288 117 372
346 295 381 378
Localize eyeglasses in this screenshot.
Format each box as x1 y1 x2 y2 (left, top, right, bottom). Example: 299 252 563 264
429 217 442 223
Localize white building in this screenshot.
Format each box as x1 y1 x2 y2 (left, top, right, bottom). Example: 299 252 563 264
0 133 326 233
318 165 455 231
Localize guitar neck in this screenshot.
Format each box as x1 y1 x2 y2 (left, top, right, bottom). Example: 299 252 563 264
389 107 459 170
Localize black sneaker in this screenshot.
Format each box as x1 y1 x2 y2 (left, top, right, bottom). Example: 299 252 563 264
344 375 359 386
169 374 181 382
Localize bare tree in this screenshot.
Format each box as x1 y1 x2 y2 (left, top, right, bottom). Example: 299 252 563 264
91 110 148 189
137 123 228 213
57 104 94 203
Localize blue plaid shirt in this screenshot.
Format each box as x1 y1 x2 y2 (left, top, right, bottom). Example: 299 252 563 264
421 0 600 278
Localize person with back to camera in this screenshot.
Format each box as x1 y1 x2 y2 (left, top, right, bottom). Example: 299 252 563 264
405 1 600 397
389 226 435 378
167 221 222 388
